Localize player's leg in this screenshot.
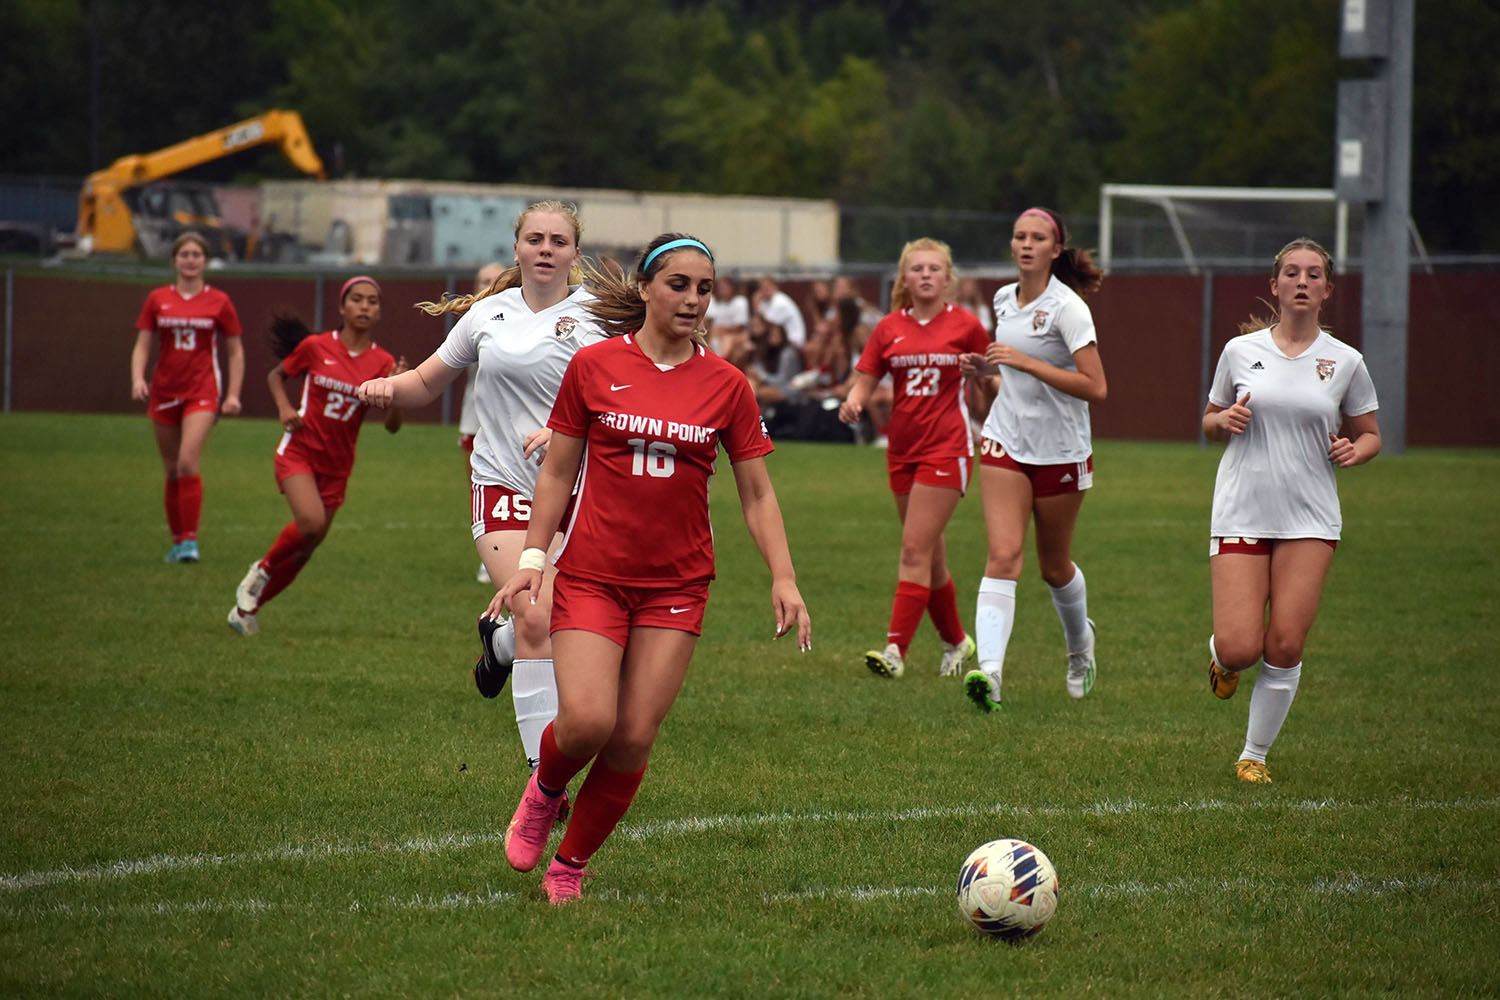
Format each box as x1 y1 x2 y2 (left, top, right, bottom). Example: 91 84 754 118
967 462 1031 711
904 468 972 675
151 417 187 558
875 480 963 676
254 474 331 607
170 408 217 558
545 625 698 902
1033 487 1094 698
1237 540 1335 781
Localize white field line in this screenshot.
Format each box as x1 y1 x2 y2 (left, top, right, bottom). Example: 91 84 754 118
4 795 1496 896
5 875 1498 922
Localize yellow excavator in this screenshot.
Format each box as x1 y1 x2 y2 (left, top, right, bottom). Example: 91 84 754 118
76 109 326 257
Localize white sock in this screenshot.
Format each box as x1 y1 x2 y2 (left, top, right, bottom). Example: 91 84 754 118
1047 564 1090 653
487 616 516 667
511 658 558 768
975 577 1017 690
1241 661 1302 763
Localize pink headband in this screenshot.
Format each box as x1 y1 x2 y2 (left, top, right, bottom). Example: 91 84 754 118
1019 208 1061 242
340 275 381 302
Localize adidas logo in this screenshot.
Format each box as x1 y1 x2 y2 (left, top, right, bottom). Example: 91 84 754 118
1059 473 1074 483
1250 361 1265 370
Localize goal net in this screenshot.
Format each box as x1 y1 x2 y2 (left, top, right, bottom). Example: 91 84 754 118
1098 184 1362 273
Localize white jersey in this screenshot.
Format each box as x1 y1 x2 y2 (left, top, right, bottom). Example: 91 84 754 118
981 275 1097 463
436 285 606 494
458 363 479 437
1208 327 1378 540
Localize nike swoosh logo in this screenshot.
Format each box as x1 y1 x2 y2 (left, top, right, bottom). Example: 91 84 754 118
610 383 631 391
669 607 690 614
892 336 905 344
322 359 337 365
935 470 951 476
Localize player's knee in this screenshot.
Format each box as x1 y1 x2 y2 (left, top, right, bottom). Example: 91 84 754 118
985 549 1022 579
1038 560 1073 588
1216 635 1262 671
1262 631 1306 668
512 599 551 649
897 541 933 576
556 712 614 757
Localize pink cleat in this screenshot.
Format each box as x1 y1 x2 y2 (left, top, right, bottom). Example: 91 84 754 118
542 856 586 905
504 772 567 872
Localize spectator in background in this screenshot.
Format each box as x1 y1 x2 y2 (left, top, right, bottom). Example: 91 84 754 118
705 275 750 359
956 277 995 333
746 315 804 405
752 276 807 350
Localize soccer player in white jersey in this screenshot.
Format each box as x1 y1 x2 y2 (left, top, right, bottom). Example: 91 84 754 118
839 238 989 680
460 262 505 583
959 207 1108 711
1203 238 1380 784
493 233 810 905
357 202 605 777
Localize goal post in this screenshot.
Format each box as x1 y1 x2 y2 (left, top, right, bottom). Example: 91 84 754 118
1098 184 1352 273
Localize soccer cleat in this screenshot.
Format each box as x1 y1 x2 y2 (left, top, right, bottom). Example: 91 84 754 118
1209 657 1239 699
964 669 1001 712
542 856 586 905
1235 758 1272 784
236 560 270 614
474 615 515 698
864 642 905 679
477 562 491 584
177 540 200 563
504 771 568 872
1066 618 1096 699
938 634 976 677
227 605 258 636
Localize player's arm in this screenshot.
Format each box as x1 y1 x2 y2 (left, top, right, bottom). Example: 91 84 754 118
356 352 463 409
382 356 409 433
491 431 584 618
1329 410 1381 468
731 455 811 651
222 335 245 415
267 362 302 432
130 330 152 401
1204 393 1252 441
838 370 879 424
987 341 1107 403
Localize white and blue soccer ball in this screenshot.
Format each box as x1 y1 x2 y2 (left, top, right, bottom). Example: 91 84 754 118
956 838 1059 939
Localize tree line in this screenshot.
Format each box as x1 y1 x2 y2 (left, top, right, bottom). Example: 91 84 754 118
3 0 1496 252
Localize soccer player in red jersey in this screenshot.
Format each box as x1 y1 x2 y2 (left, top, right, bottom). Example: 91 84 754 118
492 234 811 905
839 238 990 680
129 231 244 563
227 277 406 635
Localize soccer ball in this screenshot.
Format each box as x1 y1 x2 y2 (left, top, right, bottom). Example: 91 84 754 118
956 838 1059 939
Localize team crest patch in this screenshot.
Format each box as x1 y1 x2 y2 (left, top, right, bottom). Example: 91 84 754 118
1315 358 1336 382
1031 309 1050 331
554 316 578 339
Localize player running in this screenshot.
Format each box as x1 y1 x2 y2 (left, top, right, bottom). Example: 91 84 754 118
960 207 1108 710
1203 238 1380 784
130 231 244 563
493 234 811 905
227 276 405 635
839 238 989 680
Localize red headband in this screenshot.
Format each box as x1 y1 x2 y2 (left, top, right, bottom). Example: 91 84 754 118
340 275 381 302
1019 208 1061 242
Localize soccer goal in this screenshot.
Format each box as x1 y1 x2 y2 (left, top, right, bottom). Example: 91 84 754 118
1097 184 1358 273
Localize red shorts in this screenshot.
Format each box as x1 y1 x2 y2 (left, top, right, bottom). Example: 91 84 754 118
979 439 1092 497
148 391 218 426
1210 536 1338 557
887 455 972 496
550 571 710 647
471 483 532 538
459 433 476 453
274 453 348 511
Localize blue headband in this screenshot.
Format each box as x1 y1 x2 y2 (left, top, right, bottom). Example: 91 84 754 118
642 238 713 273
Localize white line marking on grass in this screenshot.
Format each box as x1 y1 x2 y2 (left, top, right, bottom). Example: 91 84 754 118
5 796 1496 895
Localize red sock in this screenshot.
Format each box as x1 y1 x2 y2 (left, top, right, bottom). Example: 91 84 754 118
536 722 594 794
927 577 966 645
164 478 183 541
555 761 646 868
176 474 203 541
887 580 930 655
254 522 313 609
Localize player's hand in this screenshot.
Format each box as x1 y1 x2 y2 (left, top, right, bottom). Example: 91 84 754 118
1328 431 1358 467
131 378 149 402
837 398 863 425
357 377 394 408
278 406 303 432
1220 393 1252 435
496 568 543 612
985 343 1030 372
220 395 242 416
770 579 811 652
390 356 409 377
522 428 552 464
960 352 1000 377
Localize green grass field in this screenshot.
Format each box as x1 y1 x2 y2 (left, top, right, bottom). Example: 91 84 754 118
2 412 1498 998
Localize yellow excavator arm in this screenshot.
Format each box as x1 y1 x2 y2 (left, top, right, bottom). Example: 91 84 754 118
77 109 326 254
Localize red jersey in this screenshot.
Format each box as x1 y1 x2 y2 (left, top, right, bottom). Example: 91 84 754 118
856 305 989 463
135 285 243 399
548 334 774 586
275 331 396 479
